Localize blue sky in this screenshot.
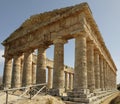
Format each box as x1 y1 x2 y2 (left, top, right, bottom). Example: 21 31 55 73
0 0 120 83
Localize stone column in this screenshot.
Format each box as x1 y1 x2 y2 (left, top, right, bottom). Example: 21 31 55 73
114 73 117 89
32 63 36 84
20 58 23 87
22 50 32 86
36 46 47 84
106 63 109 90
94 50 100 90
107 66 110 90
53 39 67 95
103 59 106 90
69 73 73 90
12 54 21 88
100 55 104 90
104 61 107 90
74 34 88 93
3 56 12 88
87 41 95 92
48 67 53 89
65 72 69 91
111 71 114 89
110 69 112 90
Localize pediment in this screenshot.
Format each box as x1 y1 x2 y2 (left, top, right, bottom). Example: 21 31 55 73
2 2 91 45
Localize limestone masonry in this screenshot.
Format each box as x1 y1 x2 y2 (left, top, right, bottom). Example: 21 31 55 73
2 2 117 104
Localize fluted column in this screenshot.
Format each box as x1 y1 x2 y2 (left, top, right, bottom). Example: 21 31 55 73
12 54 21 88
69 73 73 90
32 63 36 84
111 71 114 89
107 66 110 90
94 50 100 89
65 72 69 91
53 39 67 94
114 73 117 89
3 56 12 88
104 61 107 90
20 58 23 86
106 63 109 90
103 59 106 90
74 34 88 92
100 56 104 90
87 41 95 92
110 69 112 90
22 50 32 86
36 46 47 84
48 67 53 89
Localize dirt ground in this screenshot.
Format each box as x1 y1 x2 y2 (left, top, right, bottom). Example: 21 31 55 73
110 92 120 104
1 91 120 104
0 92 19 104
0 92 65 104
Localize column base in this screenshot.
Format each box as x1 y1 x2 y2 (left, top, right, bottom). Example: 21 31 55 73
4 84 11 89
49 88 65 96
67 89 93 103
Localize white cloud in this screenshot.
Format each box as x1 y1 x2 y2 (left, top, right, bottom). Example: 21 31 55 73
0 49 4 64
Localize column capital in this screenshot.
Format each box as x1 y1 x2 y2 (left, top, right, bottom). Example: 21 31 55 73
99 54 104 59
3 54 13 59
53 38 67 44
87 40 95 48
73 32 88 38
13 53 23 58
47 66 53 70
94 49 100 54
24 49 34 53
38 45 48 50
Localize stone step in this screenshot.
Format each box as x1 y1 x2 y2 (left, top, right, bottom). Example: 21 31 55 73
63 90 118 104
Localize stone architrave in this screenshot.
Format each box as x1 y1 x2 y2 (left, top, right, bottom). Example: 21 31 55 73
3 56 12 88
12 54 21 88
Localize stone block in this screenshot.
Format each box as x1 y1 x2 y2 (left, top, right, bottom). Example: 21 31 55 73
48 88 65 96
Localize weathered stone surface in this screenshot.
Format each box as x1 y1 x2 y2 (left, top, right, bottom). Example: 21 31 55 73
36 46 47 84
11 54 21 88
2 2 117 104
3 56 12 88
22 51 32 86
74 34 88 91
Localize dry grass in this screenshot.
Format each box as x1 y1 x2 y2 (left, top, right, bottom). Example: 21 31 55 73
0 92 65 104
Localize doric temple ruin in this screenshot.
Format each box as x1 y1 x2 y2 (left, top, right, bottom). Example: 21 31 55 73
2 2 117 104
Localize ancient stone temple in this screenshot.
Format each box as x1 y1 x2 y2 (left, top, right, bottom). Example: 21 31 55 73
2 2 117 104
